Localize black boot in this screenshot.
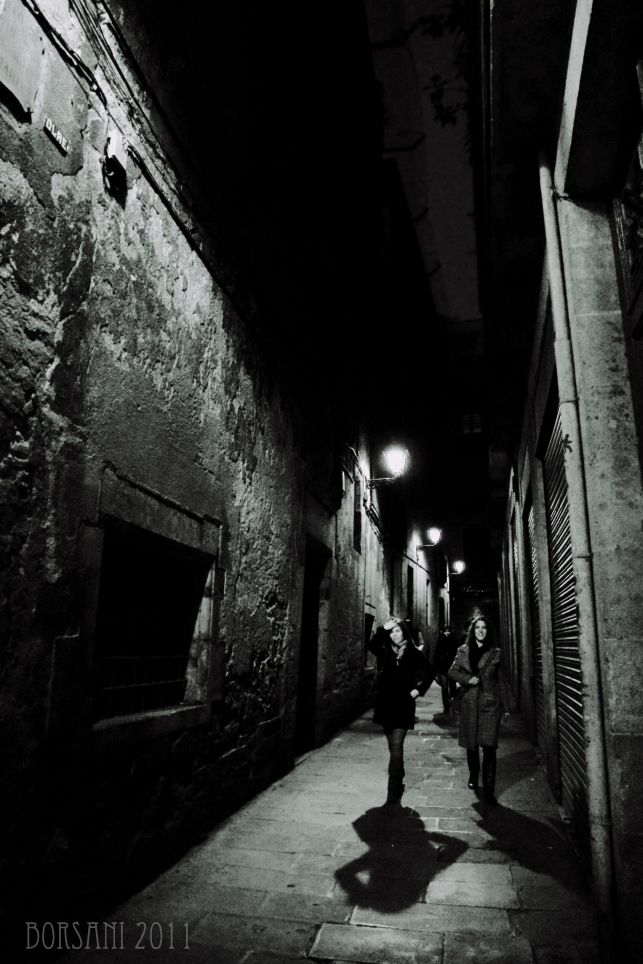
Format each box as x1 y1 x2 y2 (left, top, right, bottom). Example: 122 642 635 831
386 777 404 805
467 749 480 789
482 747 497 805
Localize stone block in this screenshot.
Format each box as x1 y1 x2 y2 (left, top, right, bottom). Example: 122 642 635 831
208 864 336 898
310 922 443 964
510 867 591 910
352 903 512 935
426 874 519 909
532 943 600 964
259 891 352 923
209 847 297 873
432 864 514 887
444 933 532 963
508 909 598 944
216 830 339 857
192 912 315 957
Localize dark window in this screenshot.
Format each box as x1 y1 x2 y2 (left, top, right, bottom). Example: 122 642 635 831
462 412 483 434
93 518 213 720
407 565 414 619
353 479 362 552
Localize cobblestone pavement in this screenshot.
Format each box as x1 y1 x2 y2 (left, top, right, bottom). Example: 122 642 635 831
63 687 601 963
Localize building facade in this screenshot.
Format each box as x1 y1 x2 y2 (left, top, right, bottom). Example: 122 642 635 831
488 1 643 959
0 0 450 943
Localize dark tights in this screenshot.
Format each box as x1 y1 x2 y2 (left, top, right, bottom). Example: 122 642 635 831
384 727 407 800
467 746 496 789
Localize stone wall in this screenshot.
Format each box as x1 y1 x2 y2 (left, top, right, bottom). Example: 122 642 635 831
0 0 390 940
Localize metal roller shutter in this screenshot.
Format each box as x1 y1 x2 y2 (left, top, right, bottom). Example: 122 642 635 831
543 409 589 845
525 504 546 751
511 516 522 704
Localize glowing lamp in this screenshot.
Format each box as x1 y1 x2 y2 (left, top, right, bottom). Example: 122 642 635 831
454 560 465 574
428 527 442 546
366 447 408 488
384 447 407 477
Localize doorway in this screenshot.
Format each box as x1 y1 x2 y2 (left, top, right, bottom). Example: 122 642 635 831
295 536 331 755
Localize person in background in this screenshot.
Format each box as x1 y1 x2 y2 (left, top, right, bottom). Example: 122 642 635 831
448 614 510 805
404 618 426 651
433 625 459 714
368 617 435 804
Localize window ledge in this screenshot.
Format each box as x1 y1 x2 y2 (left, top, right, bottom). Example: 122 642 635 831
92 703 211 753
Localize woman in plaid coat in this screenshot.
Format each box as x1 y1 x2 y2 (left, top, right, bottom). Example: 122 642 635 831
448 616 510 805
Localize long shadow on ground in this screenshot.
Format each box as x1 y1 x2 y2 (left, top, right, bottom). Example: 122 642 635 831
334 805 467 913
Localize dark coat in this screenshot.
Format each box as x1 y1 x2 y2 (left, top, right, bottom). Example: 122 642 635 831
368 627 434 730
448 643 510 749
433 631 459 675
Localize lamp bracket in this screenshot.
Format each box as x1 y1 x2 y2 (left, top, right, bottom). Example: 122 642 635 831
366 476 399 489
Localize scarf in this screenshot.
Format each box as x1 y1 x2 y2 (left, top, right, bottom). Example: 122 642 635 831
469 639 490 673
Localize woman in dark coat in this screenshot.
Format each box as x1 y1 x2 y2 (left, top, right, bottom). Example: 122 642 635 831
368 617 434 804
448 615 510 805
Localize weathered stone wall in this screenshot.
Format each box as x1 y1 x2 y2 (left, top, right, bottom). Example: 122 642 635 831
0 0 385 939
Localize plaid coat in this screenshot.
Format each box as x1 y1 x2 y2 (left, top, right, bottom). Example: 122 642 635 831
448 644 510 749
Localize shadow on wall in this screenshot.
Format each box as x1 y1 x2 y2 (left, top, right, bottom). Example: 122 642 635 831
334 806 467 912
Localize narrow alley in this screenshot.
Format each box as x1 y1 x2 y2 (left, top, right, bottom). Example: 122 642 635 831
3 1 643 961
62 685 599 964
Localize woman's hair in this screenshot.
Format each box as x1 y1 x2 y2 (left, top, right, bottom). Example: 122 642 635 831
466 614 496 648
388 618 414 644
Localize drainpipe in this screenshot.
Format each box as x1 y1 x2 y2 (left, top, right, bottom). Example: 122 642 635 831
538 153 615 956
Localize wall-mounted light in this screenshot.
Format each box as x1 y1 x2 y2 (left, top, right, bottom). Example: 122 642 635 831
366 447 407 489
416 527 442 560
453 560 465 574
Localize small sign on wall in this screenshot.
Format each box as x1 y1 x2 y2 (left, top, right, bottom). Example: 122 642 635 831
44 116 69 154
0 0 43 113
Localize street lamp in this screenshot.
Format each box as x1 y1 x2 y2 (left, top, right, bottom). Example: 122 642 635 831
453 560 465 574
366 447 407 489
416 527 442 560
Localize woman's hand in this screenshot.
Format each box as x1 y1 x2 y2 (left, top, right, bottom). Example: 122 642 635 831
410 688 420 699
469 676 479 686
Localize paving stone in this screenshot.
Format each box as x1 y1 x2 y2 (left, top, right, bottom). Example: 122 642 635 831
426 874 519 909
249 807 356 826
259 892 353 923
231 816 359 839
310 922 443 964
443 933 532 963
351 903 512 935
433 863 514 887
191 912 315 956
218 830 340 856
510 866 592 910
245 955 311 964
209 847 299 872
184 884 268 916
508 909 599 944
63 940 245 963
114 882 266 921
532 944 601 964
439 847 512 864
207 864 337 896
